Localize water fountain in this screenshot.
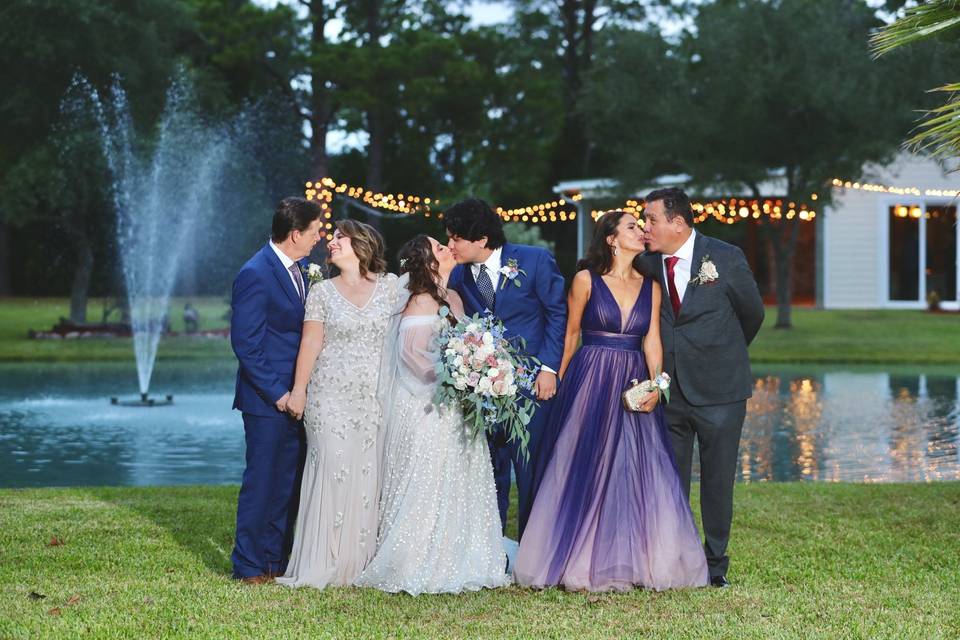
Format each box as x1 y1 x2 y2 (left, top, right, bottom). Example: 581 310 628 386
74 76 234 406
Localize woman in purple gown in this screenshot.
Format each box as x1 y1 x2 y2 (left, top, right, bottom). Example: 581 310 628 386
514 211 708 592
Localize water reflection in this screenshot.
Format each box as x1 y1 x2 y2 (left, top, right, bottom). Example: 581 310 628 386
0 363 958 487
735 368 960 483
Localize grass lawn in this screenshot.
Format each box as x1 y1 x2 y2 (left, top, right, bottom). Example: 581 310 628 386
0 298 958 365
0 297 232 362
745 307 958 365
1 483 958 639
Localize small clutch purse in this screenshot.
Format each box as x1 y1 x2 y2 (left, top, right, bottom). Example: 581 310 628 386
622 371 671 412
622 379 656 412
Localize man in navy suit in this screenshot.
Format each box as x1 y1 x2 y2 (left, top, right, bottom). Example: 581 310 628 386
230 197 323 583
446 198 567 538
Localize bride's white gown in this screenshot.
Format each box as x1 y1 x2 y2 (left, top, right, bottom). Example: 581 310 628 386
355 314 510 595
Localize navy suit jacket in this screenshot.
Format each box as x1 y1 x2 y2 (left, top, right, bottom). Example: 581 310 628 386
231 243 308 417
448 243 567 372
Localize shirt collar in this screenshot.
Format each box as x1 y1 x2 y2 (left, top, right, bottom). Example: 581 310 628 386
269 240 296 270
473 246 503 273
665 229 696 262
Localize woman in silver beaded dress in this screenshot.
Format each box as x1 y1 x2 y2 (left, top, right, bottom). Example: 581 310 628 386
354 235 509 595
278 220 398 589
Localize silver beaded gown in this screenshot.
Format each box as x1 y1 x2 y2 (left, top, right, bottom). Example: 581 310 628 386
277 273 398 589
354 313 510 595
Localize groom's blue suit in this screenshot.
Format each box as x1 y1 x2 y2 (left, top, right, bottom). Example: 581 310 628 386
449 243 567 538
230 243 307 579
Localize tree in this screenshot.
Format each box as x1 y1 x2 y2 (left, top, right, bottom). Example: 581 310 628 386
872 0 960 162
0 0 185 321
587 0 951 328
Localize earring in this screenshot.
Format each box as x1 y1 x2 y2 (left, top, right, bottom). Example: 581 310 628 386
613 246 619 257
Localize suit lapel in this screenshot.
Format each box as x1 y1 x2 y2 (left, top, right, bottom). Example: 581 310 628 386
493 244 520 314
679 233 709 319
264 244 302 308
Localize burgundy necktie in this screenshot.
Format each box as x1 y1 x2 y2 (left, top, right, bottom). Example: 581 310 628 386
665 256 682 317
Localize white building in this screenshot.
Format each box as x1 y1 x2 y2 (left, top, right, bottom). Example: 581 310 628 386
821 153 959 310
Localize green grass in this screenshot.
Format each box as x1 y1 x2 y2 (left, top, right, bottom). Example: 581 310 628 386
0 297 232 362
1 483 957 638
0 299 958 364
749 308 959 365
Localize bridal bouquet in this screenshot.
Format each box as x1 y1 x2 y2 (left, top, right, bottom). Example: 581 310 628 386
433 309 538 460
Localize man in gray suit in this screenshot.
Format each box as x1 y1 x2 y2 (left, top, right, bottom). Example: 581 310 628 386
639 187 764 587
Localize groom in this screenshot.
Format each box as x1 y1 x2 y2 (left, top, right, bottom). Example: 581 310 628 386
446 198 567 539
639 187 764 587
230 197 323 584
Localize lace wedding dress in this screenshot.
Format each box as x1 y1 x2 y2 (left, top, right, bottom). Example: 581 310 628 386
354 311 510 595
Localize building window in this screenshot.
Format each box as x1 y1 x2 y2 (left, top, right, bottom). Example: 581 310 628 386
926 205 957 303
889 205 920 301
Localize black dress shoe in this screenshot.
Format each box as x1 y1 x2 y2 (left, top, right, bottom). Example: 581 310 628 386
710 575 730 588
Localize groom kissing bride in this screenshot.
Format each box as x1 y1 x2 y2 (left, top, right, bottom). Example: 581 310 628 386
229 188 763 594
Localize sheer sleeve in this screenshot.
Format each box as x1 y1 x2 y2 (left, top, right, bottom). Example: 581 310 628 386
304 282 325 322
397 319 440 388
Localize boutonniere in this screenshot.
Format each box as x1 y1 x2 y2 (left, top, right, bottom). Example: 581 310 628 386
689 255 719 286
498 258 526 290
301 262 325 284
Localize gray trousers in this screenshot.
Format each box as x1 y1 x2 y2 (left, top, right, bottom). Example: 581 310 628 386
664 388 746 578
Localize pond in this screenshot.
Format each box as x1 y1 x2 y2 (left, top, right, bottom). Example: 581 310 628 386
0 362 957 488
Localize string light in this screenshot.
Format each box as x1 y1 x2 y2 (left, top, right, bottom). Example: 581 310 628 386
591 198 816 224
831 178 960 199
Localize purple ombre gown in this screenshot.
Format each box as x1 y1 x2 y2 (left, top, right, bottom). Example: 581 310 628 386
514 272 709 592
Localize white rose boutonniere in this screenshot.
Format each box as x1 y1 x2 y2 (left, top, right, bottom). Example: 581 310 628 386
498 258 526 290
690 255 719 286
303 262 325 284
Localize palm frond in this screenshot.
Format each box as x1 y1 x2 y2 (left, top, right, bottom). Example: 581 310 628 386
871 0 960 57
907 83 960 161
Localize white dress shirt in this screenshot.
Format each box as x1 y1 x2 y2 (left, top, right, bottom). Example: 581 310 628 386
662 229 697 303
270 240 303 296
470 247 503 290
472 247 555 375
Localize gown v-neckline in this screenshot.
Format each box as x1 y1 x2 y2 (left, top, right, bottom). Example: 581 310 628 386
597 274 644 334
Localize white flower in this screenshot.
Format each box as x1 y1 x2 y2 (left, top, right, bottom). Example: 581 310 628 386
701 260 719 281
488 367 500 379
478 377 493 393
482 332 494 345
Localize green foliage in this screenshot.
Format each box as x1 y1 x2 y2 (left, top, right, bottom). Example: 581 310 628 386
872 0 960 162
503 222 555 252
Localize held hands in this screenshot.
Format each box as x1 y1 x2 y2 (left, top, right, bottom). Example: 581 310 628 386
534 370 558 401
286 388 307 421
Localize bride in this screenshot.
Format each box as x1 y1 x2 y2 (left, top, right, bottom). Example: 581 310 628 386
354 235 510 595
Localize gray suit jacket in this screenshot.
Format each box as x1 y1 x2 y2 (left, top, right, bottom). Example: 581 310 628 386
638 233 764 407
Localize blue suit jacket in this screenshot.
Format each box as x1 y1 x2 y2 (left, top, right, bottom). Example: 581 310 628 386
231 243 308 417
448 243 567 371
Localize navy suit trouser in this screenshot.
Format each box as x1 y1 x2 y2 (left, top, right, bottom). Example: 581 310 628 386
488 396 554 539
231 412 305 578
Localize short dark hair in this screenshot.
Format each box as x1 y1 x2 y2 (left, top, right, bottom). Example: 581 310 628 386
442 198 506 249
271 197 324 243
644 187 694 227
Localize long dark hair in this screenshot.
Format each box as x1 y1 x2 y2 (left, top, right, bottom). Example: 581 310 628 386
576 210 632 275
397 235 456 326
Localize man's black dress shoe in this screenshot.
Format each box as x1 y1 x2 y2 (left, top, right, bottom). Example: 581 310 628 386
710 575 730 588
